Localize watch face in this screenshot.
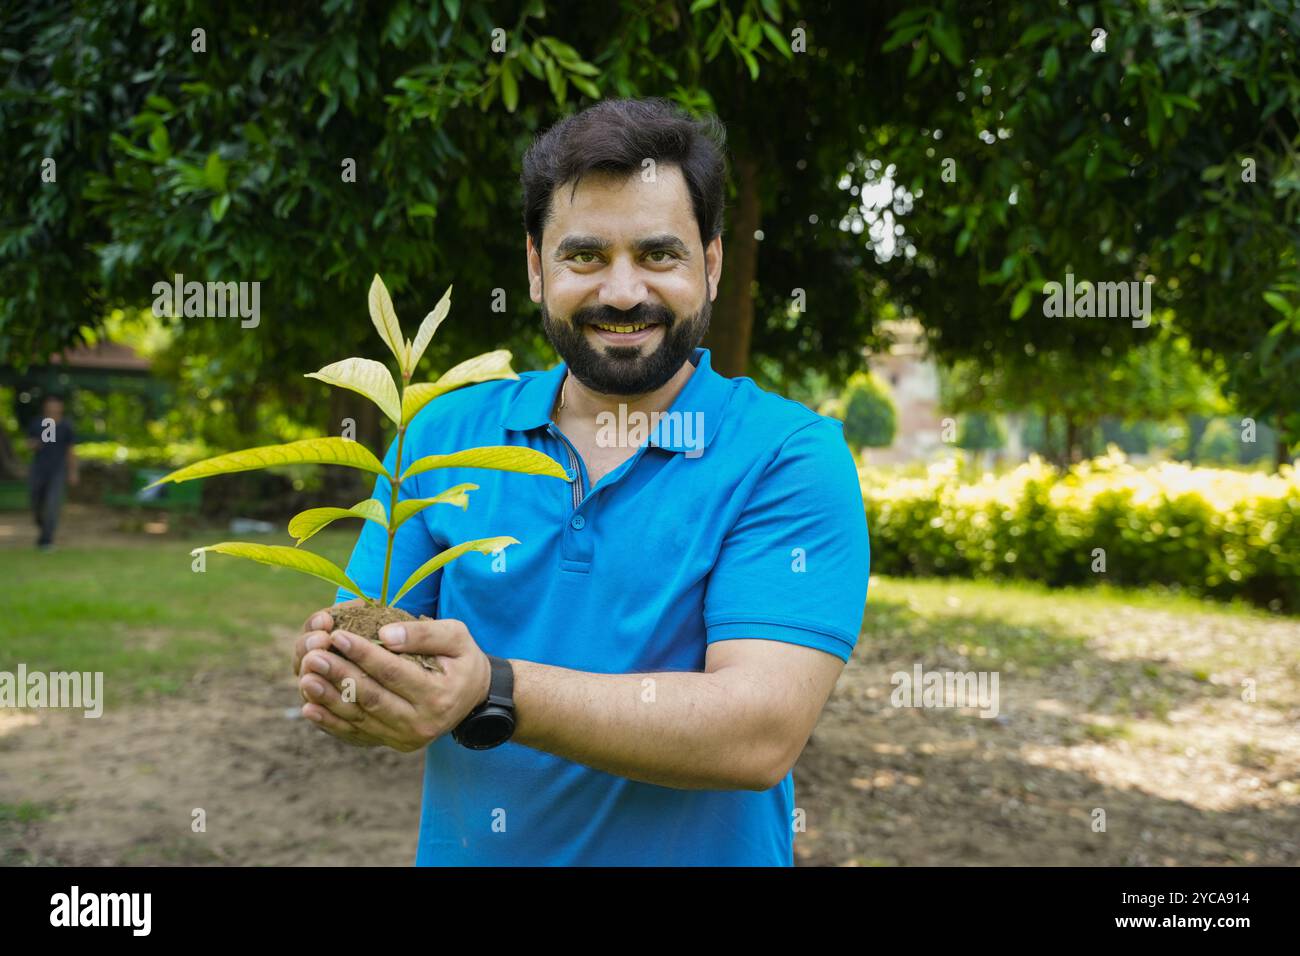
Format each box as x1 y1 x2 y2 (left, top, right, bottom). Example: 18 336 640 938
463 711 514 749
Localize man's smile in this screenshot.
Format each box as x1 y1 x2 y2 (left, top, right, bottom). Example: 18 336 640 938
586 322 664 347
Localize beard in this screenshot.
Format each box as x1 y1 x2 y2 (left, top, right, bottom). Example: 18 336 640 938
540 283 712 396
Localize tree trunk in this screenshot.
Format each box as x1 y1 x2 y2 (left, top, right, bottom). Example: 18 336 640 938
704 152 760 378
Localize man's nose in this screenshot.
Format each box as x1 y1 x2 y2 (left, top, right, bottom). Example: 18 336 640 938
598 257 647 312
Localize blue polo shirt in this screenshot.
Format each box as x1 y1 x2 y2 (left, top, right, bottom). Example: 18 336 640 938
335 347 870 866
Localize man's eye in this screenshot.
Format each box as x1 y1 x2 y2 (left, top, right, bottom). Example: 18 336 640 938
647 250 676 262
572 252 598 263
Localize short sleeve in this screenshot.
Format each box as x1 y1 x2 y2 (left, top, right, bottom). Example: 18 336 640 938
334 430 444 616
703 417 870 663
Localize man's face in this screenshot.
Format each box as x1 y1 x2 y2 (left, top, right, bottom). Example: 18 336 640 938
527 164 722 396
42 398 64 421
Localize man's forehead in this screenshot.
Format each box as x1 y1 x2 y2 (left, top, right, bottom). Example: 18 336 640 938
546 166 694 240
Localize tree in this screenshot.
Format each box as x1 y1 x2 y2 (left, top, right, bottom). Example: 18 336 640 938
832 371 898 454
941 331 1228 466
3 0 1296 455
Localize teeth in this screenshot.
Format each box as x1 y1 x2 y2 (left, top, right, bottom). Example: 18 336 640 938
594 323 649 333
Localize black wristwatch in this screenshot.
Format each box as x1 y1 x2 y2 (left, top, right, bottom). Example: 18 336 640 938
451 655 515 750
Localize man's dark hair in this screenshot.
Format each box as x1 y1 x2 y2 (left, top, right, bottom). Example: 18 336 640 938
520 97 728 253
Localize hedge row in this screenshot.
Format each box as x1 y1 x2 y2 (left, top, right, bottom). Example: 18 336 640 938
861 452 1300 610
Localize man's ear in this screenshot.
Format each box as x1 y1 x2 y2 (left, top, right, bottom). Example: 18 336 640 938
705 234 723 302
526 233 543 303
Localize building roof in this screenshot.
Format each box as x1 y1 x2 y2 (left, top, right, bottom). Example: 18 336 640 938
48 340 151 372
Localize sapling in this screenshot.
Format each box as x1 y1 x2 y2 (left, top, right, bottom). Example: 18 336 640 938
147 274 568 672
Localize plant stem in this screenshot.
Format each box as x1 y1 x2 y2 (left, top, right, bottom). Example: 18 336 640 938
380 369 411 607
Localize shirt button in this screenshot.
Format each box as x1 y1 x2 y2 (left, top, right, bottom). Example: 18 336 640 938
570 514 586 530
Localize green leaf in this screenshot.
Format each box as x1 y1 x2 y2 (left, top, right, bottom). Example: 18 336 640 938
401 445 569 483
562 59 601 77
390 536 519 606
406 284 453 377
908 36 930 78
570 75 601 99
209 193 231 222
1262 292 1293 317
148 125 169 156
761 22 794 59
305 357 403 425
739 47 759 81
1018 23 1056 47
288 498 389 546
402 349 518 423
368 274 407 369
500 60 518 112
929 21 963 66
881 25 925 53
1147 102 1162 148
204 151 227 191
1011 286 1034 319
689 0 719 13
1042 46 1060 83
391 483 479 529
192 542 368 601
145 437 388 489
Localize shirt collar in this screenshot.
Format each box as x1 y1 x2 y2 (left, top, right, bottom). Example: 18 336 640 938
501 347 729 456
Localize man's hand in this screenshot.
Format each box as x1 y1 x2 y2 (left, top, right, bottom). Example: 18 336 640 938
297 616 492 753
292 599 363 680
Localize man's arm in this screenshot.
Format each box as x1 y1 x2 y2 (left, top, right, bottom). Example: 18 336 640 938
510 638 845 791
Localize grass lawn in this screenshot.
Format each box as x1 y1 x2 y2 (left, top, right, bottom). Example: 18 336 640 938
1 529 356 699
2 524 1296 865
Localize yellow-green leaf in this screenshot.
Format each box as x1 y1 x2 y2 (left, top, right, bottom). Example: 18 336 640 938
288 498 389 546
368 274 406 368
390 536 518 606
305 357 402 425
192 542 369 601
408 284 453 376
144 437 388 489
401 445 569 483
391 483 478 530
402 349 518 423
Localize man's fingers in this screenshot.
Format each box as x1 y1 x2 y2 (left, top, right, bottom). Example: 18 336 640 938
326 631 439 709
293 629 334 677
376 617 474 660
301 644 416 729
301 702 382 747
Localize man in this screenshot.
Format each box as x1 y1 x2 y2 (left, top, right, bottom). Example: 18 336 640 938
25 393 78 551
292 97 870 865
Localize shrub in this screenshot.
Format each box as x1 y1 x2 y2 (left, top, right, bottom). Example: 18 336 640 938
834 372 897 452
861 449 1300 610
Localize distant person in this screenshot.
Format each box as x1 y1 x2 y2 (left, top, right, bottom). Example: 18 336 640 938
25 393 78 550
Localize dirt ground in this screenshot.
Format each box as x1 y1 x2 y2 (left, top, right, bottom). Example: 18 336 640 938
2 505 1297 865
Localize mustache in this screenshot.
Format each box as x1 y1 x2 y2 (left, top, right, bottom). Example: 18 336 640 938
573 305 674 327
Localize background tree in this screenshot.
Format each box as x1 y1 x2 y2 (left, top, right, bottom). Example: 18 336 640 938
827 371 898 456
3 0 1296 457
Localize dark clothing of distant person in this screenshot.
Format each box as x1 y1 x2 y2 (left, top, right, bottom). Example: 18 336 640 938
27 416 75 547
